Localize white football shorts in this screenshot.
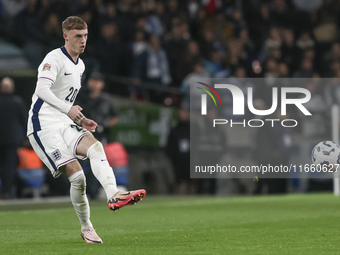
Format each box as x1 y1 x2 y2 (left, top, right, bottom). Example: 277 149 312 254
28 124 92 178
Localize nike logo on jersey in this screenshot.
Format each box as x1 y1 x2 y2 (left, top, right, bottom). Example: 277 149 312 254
101 159 107 161
64 72 72 76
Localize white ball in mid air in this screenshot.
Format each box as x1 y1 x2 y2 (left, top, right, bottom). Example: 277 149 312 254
311 141 340 166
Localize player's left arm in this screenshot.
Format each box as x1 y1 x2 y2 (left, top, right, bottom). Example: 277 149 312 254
79 117 98 133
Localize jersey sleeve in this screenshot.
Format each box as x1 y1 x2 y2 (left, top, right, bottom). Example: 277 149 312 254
35 79 72 114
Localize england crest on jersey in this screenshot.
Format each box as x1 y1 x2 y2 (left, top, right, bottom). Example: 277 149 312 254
51 149 62 161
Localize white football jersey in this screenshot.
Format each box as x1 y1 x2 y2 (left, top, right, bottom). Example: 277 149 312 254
27 47 85 135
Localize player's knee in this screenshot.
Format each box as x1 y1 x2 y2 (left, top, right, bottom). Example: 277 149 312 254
69 171 86 191
87 141 105 158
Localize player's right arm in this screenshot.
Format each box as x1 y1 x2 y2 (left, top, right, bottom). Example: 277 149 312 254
35 53 83 122
79 117 98 133
67 105 84 123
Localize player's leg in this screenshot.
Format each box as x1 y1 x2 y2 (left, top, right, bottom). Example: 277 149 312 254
28 131 102 243
59 162 91 231
59 162 102 243
76 135 146 211
60 125 118 200
76 135 119 199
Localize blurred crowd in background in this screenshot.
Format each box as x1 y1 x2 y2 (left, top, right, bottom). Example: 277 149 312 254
1 0 340 134
1 0 340 198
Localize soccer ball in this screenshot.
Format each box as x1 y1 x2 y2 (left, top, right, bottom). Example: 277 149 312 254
311 141 340 166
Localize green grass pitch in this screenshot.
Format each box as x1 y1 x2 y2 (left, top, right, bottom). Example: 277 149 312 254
1 193 340 255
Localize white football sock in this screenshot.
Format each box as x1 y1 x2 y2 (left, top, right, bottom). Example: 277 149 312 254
68 171 93 231
87 141 119 200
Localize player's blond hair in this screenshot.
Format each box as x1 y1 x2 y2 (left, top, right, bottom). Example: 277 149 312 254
62 16 87 32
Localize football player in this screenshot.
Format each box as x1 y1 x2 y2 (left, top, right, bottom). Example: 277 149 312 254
27 16 145 243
